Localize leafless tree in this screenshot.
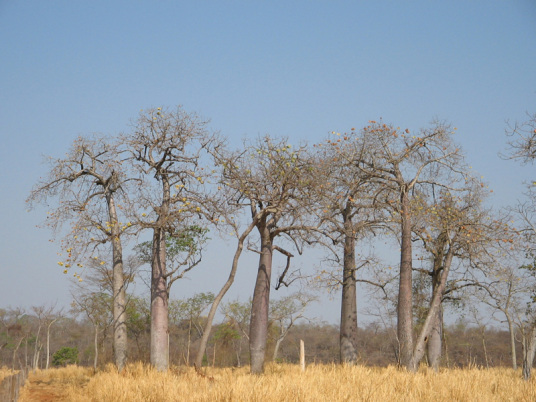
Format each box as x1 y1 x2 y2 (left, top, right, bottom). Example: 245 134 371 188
123 106 219 371
212 136 317 374
474 265 522 370
270 292 316 361
346 120 468 370
409 181 505 371
505 111 536 164
27 135 133 370
310 130 386 364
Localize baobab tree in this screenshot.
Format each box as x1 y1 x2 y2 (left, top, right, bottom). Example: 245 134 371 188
124 106 219 371
349 120 468 369
214 136 316 374
310 130 385 364
27 135 132 370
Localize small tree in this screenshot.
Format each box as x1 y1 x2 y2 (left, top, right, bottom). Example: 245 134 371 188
52 347 79 367
169 292 214 365
219 299 252 367
270 292 316 362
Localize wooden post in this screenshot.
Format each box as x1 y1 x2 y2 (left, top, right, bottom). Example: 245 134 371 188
300 339 305 372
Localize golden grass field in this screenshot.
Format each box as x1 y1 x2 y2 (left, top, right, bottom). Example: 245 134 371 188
0 367 15 383
18 363 536 402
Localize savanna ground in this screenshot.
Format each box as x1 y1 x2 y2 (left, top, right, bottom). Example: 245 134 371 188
17 363 536 402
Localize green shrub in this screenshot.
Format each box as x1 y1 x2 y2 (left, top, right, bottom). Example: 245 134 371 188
52 347 79 367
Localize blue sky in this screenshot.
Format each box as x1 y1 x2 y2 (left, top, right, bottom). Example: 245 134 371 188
0 1 535 324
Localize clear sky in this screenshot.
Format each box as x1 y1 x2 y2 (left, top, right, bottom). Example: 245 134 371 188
0 1 535 324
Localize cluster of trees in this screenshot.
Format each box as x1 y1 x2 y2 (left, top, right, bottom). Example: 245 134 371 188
24 107 536 378
0 299 524 371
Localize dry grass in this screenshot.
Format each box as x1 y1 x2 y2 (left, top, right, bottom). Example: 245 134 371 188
0 366 16 383
18 365 93 402
19 363 536 402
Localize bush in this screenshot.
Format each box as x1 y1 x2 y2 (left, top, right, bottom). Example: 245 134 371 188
52 347 79 367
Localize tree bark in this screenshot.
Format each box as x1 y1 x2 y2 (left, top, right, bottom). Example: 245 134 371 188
249 222 273 374
408 246 453 371
107 194 127 371
273 337 283 362
32 325 42 371
45 317 59 370
397 191 414 368
426 305 442 371
150 226 169 371
522 325 536 380
93 324 98 370
340 231 359 364
505 314 517 370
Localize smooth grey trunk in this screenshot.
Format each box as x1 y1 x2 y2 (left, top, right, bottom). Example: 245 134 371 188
397 192 414 368
45 317 59 370
150 226 169 371
273 337 283 362
340 230 358 364
249 222 273 374
236 348 241 367
12 337 24 370
187 319 192 365
522 325 536 380
408 246 453 372
194 220 256 368
426 305 442 371
273 324 292 362
482 329 489 368
93 324 98 369
32 325 42 370
505 314 517 370
106 194 127 371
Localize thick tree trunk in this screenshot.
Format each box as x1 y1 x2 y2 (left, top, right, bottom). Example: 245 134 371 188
107 194 127 371
340 232 358 364
397 192 413 368
427 305 442 371
151 227 169 371
249 223 273 374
